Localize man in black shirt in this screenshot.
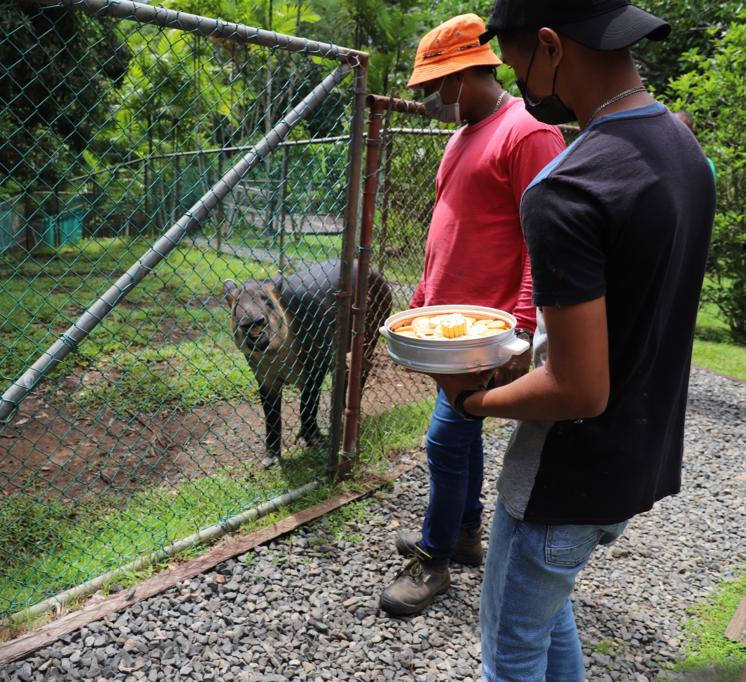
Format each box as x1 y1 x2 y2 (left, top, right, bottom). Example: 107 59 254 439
430 1 716 679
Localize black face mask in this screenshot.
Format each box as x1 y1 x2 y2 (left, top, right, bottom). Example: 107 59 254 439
516 44 576 125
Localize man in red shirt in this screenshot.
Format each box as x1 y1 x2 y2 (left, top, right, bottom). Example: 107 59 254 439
379 14 565 616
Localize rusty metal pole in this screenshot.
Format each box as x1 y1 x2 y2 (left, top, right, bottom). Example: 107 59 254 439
365 94 427 116
337 95 428 478
326 57 368 480
377 106 395 275
336 98 384 478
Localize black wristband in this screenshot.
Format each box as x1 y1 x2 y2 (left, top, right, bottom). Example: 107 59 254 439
453 389 485 421
515 328 534 345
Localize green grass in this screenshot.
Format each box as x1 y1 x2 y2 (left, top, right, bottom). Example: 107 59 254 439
77 336 257 415
0 445 334 618
237 233 343 263
693 299 746 381
358 397 434 470
673 569 746 679
318 499 374 544
0 237 272 382
692 340 746 382
593 639 617 655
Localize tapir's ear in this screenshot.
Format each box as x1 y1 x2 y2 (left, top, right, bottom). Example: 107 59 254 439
262 282 281 306
223 279 238 306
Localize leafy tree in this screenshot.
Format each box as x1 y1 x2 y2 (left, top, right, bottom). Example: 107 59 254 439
669 12 746 343
0 3 130 200
633 1 733 95
308 0 426 94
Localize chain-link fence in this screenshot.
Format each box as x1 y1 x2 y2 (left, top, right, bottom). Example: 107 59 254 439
0 0 369 621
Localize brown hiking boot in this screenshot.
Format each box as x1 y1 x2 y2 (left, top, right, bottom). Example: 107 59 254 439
395 526 483 566
379 551 450 617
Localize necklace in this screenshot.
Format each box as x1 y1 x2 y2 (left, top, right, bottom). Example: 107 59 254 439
466 90 508 126
493 89 509 114
586 85 647 125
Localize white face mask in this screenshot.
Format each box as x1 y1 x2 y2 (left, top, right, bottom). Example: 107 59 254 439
423 78 464 124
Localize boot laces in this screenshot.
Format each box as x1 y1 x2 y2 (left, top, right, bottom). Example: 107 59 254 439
399 557 425 583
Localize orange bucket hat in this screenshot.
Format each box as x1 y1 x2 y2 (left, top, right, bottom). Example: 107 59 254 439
408 14 502 88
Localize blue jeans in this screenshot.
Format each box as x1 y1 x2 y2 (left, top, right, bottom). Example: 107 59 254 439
480 502 628 681
420 388 484 560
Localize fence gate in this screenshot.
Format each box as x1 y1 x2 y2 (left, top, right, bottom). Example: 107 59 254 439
340 96 455 471
0 0 367 622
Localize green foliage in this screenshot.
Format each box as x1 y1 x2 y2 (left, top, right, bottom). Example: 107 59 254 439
675 569 746 675
669 14 746 343
633 1 734 94
0 4 131 198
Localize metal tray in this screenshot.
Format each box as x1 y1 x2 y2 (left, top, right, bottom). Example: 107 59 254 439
379 305 530 374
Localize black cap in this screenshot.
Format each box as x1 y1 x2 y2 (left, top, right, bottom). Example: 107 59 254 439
481 0 670 51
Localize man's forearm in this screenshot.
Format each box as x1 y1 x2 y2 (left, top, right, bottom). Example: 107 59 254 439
464 363 607 422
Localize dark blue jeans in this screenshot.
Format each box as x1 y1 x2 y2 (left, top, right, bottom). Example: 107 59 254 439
420 388 484 560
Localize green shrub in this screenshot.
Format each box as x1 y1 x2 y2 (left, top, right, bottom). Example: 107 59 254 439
669 15 746 343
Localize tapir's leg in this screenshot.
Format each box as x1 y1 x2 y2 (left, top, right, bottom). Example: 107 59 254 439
258 382 283 458
298 366 325 446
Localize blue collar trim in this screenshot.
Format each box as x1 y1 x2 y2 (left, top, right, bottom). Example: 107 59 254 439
523 102 667 196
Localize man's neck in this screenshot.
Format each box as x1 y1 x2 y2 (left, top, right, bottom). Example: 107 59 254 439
570 53 654 129
465 83 505 126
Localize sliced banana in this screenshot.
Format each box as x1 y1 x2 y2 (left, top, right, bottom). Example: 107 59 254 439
392 312 511 340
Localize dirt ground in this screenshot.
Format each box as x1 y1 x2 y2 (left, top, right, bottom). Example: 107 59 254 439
0 345 432 503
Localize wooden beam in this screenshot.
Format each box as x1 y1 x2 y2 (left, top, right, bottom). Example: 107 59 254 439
725 595 746 646
0 460 420 665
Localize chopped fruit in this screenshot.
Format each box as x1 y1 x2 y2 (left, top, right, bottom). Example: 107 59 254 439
391 311 512 340
440 314 468 338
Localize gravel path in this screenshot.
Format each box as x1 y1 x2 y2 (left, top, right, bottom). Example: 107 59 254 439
3 367 744 681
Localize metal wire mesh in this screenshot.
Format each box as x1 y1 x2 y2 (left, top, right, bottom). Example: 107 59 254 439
355 106 456 465
0 0 364 619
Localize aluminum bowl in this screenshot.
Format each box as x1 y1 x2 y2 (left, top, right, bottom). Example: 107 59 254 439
379 305 530 374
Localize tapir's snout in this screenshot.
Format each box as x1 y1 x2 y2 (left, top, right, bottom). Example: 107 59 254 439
236 315 270 351
239 315 266 334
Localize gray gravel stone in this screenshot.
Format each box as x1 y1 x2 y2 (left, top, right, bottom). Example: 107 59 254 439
2 368 743 681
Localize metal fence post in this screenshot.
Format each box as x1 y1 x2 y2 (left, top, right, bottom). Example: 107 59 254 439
337 97 384 477
326 59 368 480
337 95 428 476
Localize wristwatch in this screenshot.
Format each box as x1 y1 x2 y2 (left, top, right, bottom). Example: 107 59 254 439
453 389 485 421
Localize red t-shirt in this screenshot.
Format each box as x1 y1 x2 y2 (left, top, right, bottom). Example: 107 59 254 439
411 98 566 332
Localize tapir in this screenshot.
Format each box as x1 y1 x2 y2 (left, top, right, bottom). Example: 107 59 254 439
224 260 392 459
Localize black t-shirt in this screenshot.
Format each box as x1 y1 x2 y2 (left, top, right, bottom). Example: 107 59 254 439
498 103 716 525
